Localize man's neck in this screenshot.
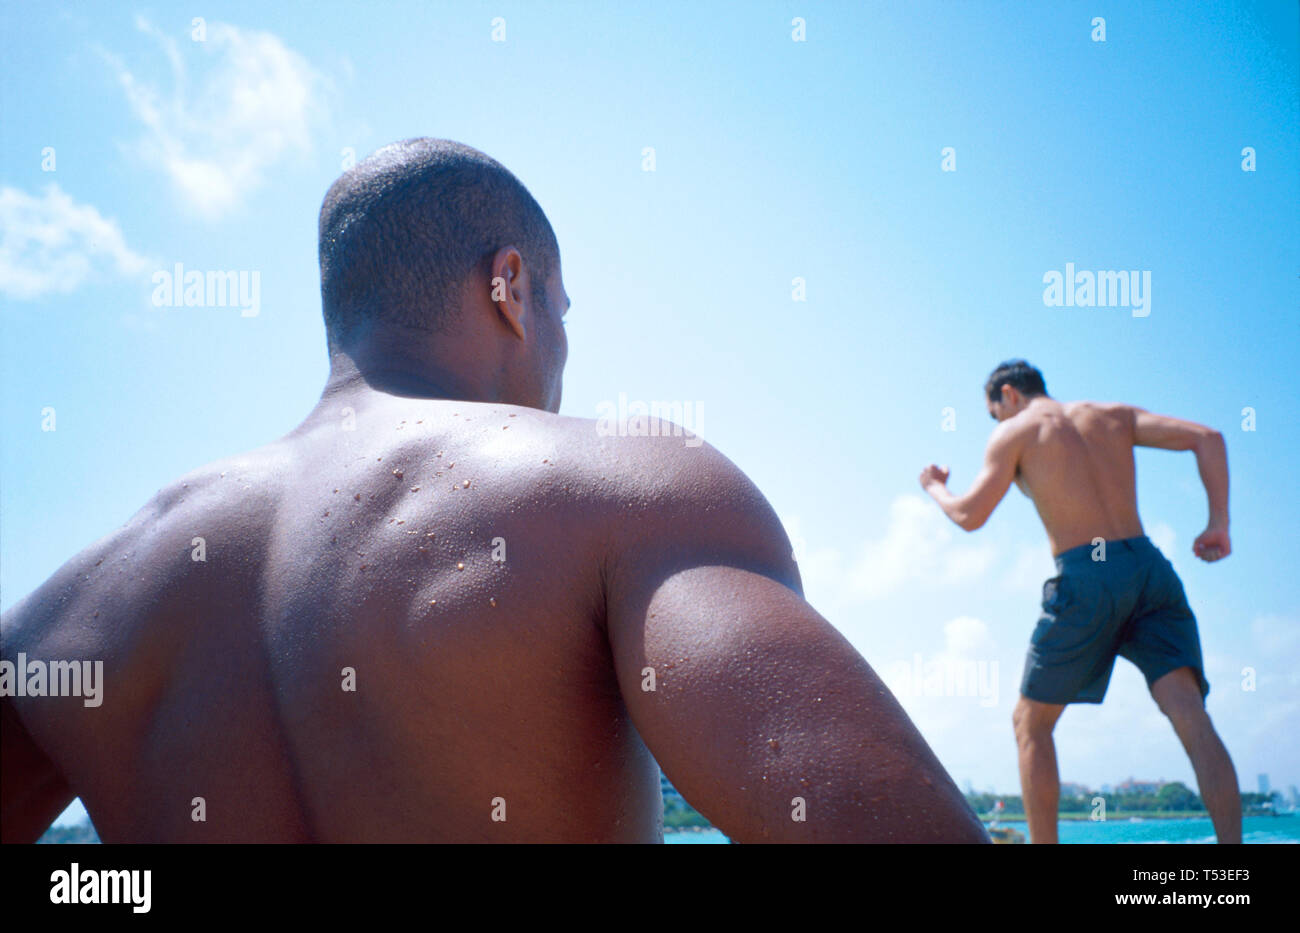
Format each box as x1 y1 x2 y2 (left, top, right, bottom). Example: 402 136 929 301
322 364 470 402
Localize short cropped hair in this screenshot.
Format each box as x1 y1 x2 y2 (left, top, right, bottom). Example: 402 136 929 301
985 359 1047 401
318 138 558 348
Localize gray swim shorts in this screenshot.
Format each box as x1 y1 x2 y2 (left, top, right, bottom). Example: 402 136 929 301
1020 535 1210 705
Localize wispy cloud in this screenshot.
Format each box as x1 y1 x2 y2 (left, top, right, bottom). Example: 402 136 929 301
0 184 148 300
104 16 326 219
802 495 1000 602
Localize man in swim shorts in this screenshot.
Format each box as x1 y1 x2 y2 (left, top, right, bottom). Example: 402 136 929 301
919 359 1240 843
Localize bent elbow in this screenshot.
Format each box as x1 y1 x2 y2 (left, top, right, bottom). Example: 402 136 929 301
1195 429 1225 452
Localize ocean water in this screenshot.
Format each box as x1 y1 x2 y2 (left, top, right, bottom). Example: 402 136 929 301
664 814 1300 844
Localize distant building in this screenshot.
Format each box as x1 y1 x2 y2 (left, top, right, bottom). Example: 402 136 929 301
1287 786 1300 809
1100 783 1113 795
1116 777 1165 795
1059 782 1093 798
1257 773 1270 795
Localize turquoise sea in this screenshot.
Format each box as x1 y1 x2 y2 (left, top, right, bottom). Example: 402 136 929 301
665 814 1300 844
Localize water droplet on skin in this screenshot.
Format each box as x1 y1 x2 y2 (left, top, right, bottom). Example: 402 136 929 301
457 562 465 570
489 598 497 607
429 599 437 606
354 493 361 501
333 488 338 493
410 486 420 492
425 533 435 539
393 469 404 479
396 520 405 525
323 510 330 517
462 480 470 488
768 738 780 751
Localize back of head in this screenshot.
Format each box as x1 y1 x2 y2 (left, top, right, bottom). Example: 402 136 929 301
984 359 1047 400
318 138 557 351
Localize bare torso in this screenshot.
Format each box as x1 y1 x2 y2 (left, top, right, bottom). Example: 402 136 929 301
3 394 662 842
1011 399 1145 555
4 385 992 844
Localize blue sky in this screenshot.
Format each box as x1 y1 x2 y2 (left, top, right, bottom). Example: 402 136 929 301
3 0 1297 828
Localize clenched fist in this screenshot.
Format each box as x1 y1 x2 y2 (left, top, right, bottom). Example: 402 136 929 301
919 464 950 491
1192 526 1231 563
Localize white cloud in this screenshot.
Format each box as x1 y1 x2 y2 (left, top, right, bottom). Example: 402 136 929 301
784 496 1002 612
1003 542 1056 594
0 184 148 300
105 17 325 218
943 615 995 657
844 495 999 599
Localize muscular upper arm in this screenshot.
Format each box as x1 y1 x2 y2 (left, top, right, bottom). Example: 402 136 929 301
1 695 74 843
958 422 1022 531
1132 406 1218 450
0 495 163 842
1 573 87 843
603 440 987 842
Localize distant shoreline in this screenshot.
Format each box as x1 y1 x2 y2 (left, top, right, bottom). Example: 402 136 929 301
982 811 1296 823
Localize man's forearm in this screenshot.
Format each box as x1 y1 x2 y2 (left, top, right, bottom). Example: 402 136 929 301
1193 430 1229 527
925 484 973 530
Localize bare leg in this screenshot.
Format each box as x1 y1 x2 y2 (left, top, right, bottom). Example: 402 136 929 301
1150 667 1241 843
1013 696 1066 844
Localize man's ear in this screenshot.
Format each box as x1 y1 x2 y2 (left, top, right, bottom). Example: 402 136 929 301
491 246 528 341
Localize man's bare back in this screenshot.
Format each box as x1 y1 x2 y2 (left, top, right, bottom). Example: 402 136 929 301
1001 398 1144 555
922 394 1229 562
3 388 988 842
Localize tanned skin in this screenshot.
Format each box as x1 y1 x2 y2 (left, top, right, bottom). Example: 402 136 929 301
920 385 1240 843
2 245 988 843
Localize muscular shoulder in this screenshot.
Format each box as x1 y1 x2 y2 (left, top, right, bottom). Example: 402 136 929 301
2 446 288 645
1061 400 1136 435
534 414 799 597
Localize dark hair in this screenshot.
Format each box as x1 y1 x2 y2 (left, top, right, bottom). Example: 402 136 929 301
985 359 1047 401
318 138 558 348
